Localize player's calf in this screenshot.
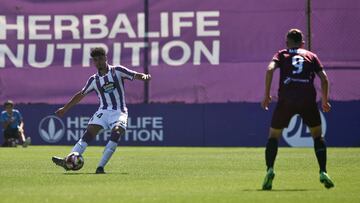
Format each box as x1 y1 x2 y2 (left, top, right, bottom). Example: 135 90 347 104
95 129 124 174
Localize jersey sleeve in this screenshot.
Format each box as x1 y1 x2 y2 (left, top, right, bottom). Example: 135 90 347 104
272 51 281 68
81 76 96 95
313 54 324 73
115 65 137 80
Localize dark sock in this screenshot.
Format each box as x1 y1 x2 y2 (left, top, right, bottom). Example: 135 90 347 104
314 137 327 173
265 138 278 170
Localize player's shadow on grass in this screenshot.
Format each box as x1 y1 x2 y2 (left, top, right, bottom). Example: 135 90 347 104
243 189 315 192
63 172 129 175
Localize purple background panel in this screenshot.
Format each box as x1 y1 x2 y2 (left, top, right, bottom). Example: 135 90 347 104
0 0 360 104
149 63 279 103
312 0 360 65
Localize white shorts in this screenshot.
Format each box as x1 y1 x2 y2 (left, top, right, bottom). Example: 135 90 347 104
88 109 128 130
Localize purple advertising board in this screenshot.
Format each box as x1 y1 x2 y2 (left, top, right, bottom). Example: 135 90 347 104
0 102 359 147
1 0 359 104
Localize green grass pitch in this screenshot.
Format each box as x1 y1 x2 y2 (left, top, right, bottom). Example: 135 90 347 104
0 146 359 203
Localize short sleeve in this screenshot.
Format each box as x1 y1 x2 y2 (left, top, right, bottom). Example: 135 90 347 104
115 65 137 80
81 76 96 95
272 51 281 68
313 54 324 73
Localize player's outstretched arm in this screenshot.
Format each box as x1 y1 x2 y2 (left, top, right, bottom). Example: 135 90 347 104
134 73 151 81
261 61 276 111
317 70 331 112
55 91 86 117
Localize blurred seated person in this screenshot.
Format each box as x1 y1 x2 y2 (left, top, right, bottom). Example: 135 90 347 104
0 100 31 147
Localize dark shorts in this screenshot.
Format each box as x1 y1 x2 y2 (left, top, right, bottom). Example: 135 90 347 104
3 128 19 139
271 100 321 129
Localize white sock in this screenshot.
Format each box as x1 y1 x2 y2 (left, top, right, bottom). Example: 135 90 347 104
71 139 88 155
98 140 118 168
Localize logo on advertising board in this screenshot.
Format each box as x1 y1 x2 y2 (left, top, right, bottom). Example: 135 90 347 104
38 115 65 143
37 115 164 144
282 111 326 147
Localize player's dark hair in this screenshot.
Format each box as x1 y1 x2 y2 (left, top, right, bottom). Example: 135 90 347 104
4 100 14 107
286 29 303 44
90 47 106 57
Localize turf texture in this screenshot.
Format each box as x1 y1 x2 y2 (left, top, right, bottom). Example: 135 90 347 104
0 146 359 203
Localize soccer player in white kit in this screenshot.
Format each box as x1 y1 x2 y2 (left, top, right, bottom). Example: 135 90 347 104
52 47 151 174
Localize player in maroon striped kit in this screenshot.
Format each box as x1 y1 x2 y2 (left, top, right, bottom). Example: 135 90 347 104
261 29 334 190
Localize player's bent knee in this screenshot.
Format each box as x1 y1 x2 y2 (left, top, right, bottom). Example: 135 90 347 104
309 125 322 139
269 128 283 139
87 124 103 135
110 127 125 143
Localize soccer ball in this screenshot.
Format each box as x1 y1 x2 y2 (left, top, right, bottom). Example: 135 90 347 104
65 152 84 171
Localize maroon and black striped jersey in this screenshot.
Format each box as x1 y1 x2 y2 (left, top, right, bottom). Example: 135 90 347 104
272 48 323 102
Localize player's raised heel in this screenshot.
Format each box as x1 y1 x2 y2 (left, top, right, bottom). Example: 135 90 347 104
52 156 70 171
262 168 275 190
95 166 105 174
320 172 334 189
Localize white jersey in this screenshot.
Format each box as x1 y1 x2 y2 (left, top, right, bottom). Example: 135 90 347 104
81 64 137 112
